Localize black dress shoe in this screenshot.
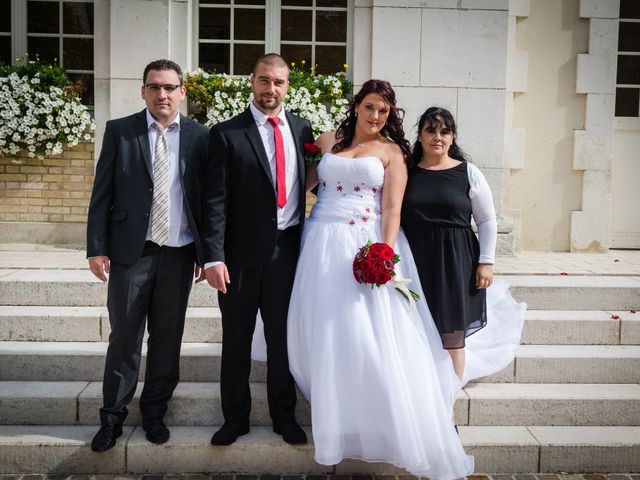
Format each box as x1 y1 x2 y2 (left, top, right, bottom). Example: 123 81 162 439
211 422 250 445
143 418 170 444
91 424 123 452
273 420 307 444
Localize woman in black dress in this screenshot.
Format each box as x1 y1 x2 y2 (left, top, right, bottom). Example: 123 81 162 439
401 107 498 379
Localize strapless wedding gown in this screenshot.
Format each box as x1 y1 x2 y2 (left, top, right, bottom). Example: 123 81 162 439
286 153 474 479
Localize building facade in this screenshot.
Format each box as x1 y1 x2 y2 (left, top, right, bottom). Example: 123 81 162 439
1 0 638 252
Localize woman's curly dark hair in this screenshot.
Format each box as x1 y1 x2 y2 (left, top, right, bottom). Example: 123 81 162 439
332 79 411 159
409 106 469 168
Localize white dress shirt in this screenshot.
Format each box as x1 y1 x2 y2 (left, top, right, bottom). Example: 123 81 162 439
145 109 194 247
249 102 301 230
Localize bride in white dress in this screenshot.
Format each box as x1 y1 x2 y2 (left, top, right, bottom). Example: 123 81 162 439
286 80 474 479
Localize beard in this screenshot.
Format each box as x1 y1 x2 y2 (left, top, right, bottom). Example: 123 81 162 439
255 95 282 112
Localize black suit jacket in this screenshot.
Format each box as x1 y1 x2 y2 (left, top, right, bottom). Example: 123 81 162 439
202 108 314 267
87 109 209 265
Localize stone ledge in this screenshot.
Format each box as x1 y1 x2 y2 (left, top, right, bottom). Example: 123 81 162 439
0 222 86 247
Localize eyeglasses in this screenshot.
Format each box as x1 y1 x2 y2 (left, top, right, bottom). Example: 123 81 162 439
144 83 183 93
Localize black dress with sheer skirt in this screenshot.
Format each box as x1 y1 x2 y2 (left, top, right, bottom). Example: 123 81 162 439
401 161 486 349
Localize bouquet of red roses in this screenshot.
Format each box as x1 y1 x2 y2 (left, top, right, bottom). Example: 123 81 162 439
352 241 419 301
304 142 322 165
352 241 397 286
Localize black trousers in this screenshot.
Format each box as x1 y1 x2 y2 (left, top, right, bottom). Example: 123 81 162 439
219 226 300 427
100 241 196 425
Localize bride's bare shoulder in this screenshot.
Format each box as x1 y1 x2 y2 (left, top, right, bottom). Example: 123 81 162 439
378 139 404 167
317 131 339 153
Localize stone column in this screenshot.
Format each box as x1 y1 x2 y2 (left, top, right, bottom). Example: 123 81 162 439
570 0 619 252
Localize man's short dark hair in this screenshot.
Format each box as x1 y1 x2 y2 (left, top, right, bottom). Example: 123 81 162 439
252 53 289 77
143 59 183 84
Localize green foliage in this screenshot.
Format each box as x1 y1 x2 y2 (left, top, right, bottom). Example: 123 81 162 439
0 54 71 92
287 62 352 103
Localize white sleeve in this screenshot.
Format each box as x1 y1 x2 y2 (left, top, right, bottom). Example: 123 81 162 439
467 163 497 264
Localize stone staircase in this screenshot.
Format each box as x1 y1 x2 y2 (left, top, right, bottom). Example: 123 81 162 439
0 247 639 475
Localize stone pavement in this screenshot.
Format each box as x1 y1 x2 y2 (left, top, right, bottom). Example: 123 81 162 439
0 474 639 480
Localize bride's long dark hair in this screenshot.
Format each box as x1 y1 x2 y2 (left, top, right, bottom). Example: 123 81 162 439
332 79 411 159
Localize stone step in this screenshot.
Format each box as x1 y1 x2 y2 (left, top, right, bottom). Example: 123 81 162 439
2 306 638 345
0 306 221 343
0 270 217 307
1 342 640 384
522 309 639 345
2 270 639 310
0 425 638 474
463 383 640 425
506 275 640 310
1 381 638 427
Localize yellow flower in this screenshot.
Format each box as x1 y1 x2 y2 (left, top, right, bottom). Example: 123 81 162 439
291 62 296 67
343 64 349 69
301 60 306 65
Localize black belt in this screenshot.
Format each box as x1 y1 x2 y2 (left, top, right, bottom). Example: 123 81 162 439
144 240 194 250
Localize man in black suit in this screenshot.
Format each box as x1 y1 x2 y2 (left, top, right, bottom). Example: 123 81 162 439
86 59 209 452
202 53 313 445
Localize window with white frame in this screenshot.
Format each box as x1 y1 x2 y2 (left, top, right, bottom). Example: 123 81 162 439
197 0 351 75
280 0 348 74
2 0 94 106
616 0 640 117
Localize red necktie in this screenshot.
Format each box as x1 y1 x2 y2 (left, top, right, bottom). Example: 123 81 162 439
267 116 287 208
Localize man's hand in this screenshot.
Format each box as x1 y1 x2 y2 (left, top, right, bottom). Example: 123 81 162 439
89 256 110 282
475 263 494 289
194 264 207 283
205 263 230 293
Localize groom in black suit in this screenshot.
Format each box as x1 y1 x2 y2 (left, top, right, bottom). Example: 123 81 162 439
202 53 313 445
86 59 209 452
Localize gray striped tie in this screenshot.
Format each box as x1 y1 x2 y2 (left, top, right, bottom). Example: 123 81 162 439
150 122 176 245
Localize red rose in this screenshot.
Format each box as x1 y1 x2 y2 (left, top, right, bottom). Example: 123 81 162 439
368 242 394 260
304 142 322 165
304 143 321 155
371 262 385 273
368 251 381 261
378 244 395 261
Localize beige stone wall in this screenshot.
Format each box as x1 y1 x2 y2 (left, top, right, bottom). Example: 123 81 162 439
508 0 589 251
0 143 94 223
